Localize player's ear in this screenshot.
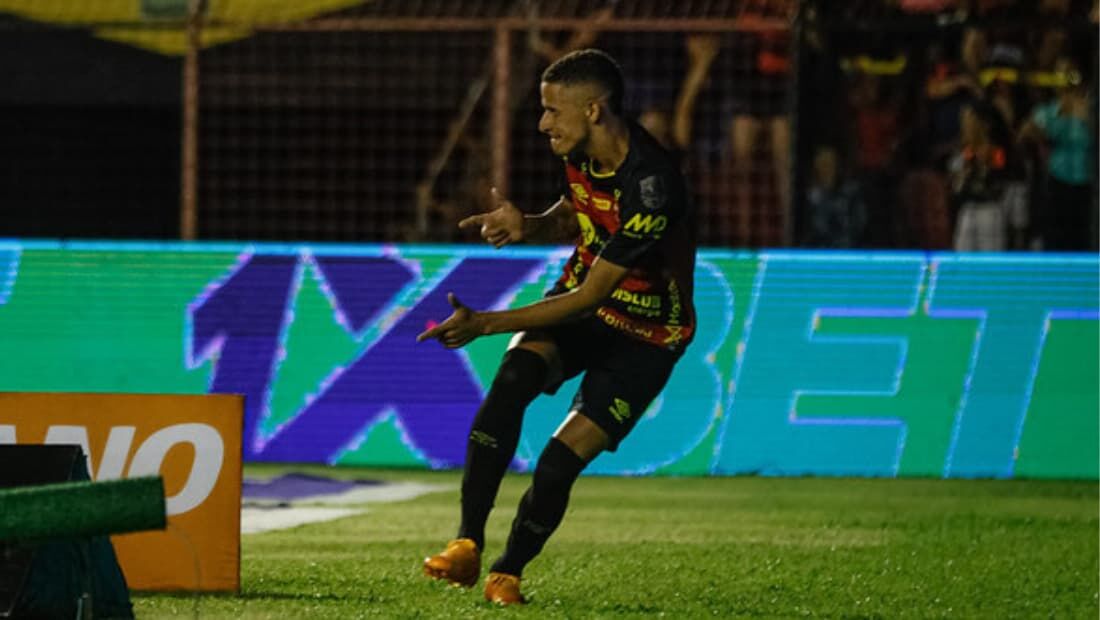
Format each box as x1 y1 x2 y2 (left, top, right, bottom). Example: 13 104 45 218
586 99 603 124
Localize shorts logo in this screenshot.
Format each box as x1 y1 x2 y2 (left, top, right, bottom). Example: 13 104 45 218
609 398 631 423
639 175 665 210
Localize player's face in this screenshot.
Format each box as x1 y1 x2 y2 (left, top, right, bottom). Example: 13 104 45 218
538 81 592 156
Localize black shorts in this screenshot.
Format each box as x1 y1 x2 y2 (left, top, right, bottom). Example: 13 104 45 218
538 316 682 452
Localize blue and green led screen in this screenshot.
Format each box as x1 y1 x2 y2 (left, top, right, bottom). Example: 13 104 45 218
0 241 1095 478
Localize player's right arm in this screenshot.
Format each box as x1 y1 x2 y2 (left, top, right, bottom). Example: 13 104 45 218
459 188 578 248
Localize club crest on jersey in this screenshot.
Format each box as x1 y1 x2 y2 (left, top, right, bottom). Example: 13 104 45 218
639 175 665 210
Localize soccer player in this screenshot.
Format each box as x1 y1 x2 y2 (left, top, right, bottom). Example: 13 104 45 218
417 49 696 605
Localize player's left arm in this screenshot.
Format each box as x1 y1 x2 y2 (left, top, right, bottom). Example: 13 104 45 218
416 257 629 348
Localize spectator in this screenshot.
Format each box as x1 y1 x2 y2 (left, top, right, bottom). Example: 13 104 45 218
723 0 795 246
671 35 722 157
1025 27 1071 113
804 145 867 247
848 70 904 246
611 34 721 243
627 34 711 161
1019 57 1095 249
632 34 721 245
925 27 987 167
980 31 1028 129
527 5 614 64
898 166 955 248
949 102 1027 250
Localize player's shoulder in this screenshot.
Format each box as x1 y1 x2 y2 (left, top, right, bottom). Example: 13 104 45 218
616 127 685 215
621 125 682 197
624 122 679 175
623 124 684 197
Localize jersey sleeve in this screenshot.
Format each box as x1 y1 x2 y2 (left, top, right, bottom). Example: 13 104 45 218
599 167 686 267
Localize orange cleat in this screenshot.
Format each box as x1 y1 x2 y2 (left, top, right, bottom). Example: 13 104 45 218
422 538 481 587
483 571 526 605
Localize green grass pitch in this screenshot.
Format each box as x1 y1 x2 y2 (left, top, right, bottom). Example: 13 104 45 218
133 465 1098 618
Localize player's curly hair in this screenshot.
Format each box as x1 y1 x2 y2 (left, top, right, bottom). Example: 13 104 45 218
541 49 624 115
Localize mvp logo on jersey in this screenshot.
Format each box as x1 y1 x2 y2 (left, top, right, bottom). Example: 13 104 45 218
622 213 668 235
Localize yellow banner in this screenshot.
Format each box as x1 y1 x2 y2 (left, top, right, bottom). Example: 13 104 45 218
0 0 367 54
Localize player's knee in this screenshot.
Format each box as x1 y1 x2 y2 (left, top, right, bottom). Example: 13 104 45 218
470 348 549 440
533 438 587 493
492 348 548 393
501 349 547 382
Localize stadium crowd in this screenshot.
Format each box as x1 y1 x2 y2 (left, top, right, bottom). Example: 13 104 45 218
798 0 1097 250
418 0 1096 251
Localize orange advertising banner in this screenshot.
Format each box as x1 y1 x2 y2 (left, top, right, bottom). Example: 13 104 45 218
0 392 242 591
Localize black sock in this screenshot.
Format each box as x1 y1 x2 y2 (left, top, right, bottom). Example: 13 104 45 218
490 437 587 576
457 348 548 551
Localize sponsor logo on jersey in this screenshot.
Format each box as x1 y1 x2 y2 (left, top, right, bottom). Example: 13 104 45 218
668 278 682 326
576 212 598 247
623 213 668 235
664 325 684 345
592 196 613 211
596 307 654 339
611 288 662 309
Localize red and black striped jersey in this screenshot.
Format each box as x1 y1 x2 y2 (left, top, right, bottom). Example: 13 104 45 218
551 122 697 352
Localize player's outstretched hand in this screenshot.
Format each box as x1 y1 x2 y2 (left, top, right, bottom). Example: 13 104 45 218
458 187 524 248
416 293 484 348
